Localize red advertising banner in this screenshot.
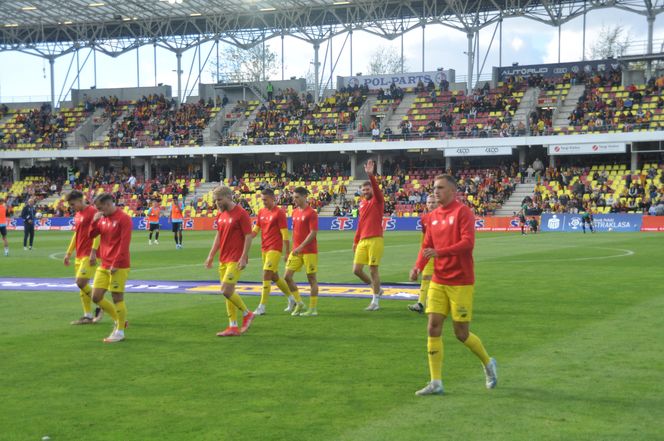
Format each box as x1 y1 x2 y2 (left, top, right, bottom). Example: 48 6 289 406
641 216 664 232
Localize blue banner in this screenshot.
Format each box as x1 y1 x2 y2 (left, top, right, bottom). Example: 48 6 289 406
540 213 643 232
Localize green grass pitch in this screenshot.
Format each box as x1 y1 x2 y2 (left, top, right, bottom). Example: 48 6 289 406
0 230 663 441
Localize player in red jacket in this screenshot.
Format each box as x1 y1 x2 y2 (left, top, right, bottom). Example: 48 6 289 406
352 159 385 311
410 175 497 395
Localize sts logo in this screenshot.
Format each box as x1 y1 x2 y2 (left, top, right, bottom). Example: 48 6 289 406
183 218 194 230
68 218 76 228
138 218 148 230
212 219 219 230
509 218 520 228
474 219 485 229
330 217 354 231
35 218 52 229
381 217 396 231
416 219 423 231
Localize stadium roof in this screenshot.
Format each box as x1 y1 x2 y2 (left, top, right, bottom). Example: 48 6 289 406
0 0 662 57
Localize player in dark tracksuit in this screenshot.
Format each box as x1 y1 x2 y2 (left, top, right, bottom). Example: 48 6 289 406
21 198 36 250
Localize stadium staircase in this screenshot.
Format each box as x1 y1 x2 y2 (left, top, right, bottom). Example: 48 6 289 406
228 102 264 139
553 84 585 128
382 93 418 135
494 180 536 216
203 107 228 145
66 107 104 148
90 107 132 145
513 87 539 132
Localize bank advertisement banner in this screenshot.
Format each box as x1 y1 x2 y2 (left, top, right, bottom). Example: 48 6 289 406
540 213 643 232
547 142 627 155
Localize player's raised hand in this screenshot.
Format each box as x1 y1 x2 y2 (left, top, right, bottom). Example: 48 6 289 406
409 267 420 282
364 159 375 177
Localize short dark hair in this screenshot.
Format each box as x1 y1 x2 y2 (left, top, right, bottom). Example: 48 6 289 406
434 174 457 188
65 190 84 202
94 192 114 204
261 188 275 197
294 186 309 196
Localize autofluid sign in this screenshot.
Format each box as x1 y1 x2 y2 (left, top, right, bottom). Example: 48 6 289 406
445 146 514 157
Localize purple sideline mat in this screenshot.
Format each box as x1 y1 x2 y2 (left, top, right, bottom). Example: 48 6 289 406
0 277 419 300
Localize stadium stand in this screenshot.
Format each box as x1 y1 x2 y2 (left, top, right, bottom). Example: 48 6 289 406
533 163 664 214
0 103 90 150
88 95 219 148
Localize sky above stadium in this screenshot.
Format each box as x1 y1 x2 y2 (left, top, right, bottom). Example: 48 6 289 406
0 7 662 104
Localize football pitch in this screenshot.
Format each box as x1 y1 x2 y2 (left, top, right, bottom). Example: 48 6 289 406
0 230 663 441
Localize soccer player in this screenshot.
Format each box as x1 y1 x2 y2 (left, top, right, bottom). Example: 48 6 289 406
170 196 185 249
147 200 161 245
252 188 303 315
410 174 497 396
89 193 133 343
517 209 527 236
284 187 319 316
204 185 255 336
21 197 36 250
63 190 102 325
0 198 9 256
408 194 437 313
581 210 594 234
352 159 384 311
529 217 539 234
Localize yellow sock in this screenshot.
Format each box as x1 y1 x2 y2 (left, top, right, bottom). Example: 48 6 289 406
260 280 271 305
276 278 293 298
290 286 302 303
463 332 490 366
418 279 430 305
80 285 93 315
115 301 127 331
96 297 118 322
227 292 248 312
427 336 443 381
225 299 239 326
309 296 318 309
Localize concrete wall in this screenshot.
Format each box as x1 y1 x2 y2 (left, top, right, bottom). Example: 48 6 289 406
70 86 173 105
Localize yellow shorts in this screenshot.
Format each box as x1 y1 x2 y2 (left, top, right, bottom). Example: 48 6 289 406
286 253 318 274
421 259 434 277
425 282 474 322
262 250 282 272
353 237 384 266
74 257 96 279
219 262 242 285
93 267 130 293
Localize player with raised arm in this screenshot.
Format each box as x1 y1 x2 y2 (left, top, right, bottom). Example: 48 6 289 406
0 198 9 256
147 200 161 245
170 196 185 249
284 187 320 316
89 193 133 343
63 190 102 325
252 188 303 315
204 185 256 336
410 175 497 396
408 194 438 313
353 159 385 311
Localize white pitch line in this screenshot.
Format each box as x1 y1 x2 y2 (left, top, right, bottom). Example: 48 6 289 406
500 247 635 264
